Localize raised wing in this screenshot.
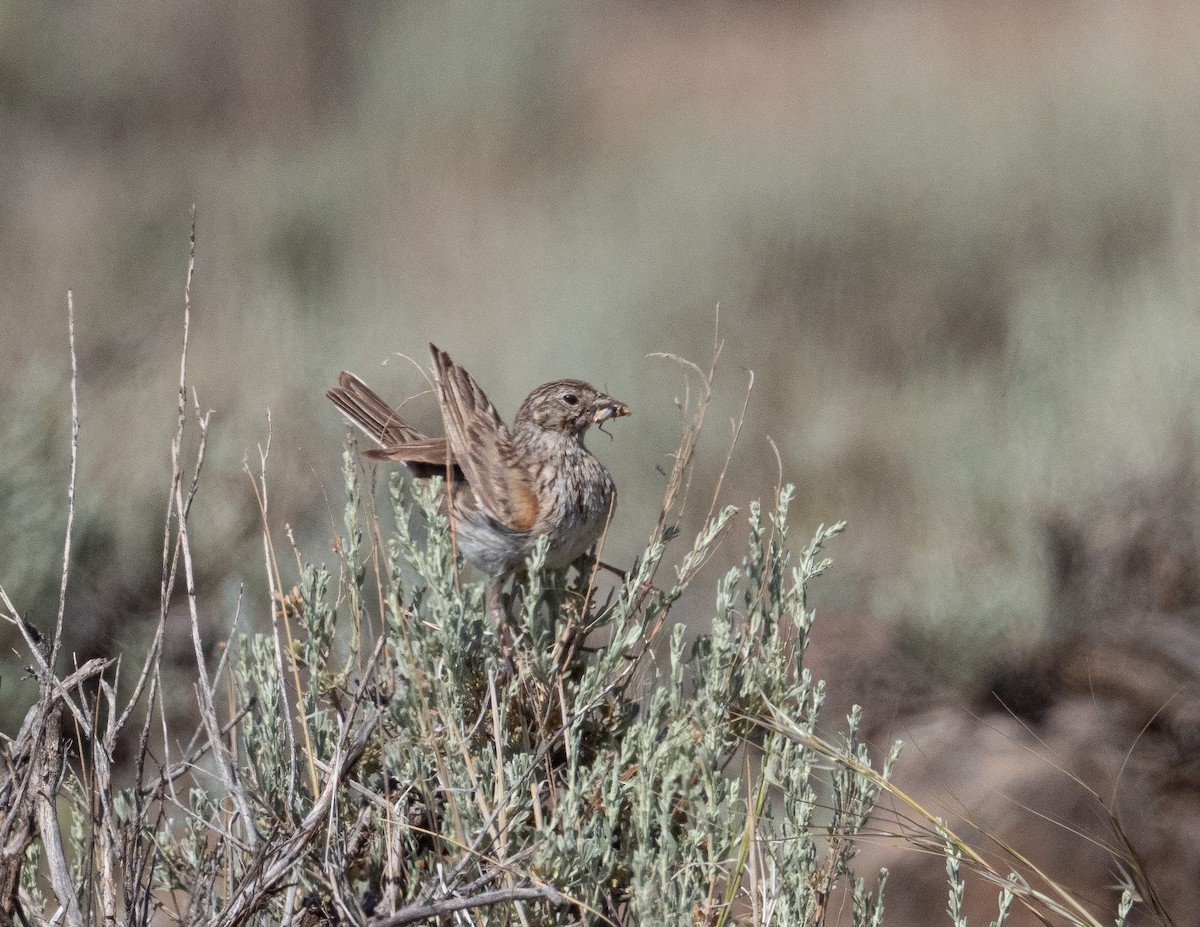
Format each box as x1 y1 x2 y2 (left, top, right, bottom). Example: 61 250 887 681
430 344 539 532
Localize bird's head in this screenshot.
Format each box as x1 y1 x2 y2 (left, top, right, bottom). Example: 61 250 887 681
516 379 630 438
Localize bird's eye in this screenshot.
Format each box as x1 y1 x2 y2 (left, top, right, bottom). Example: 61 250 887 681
562 393 579 406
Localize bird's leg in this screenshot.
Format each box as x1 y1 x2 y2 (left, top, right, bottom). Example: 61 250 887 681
486 575 516 667
486 575 506 624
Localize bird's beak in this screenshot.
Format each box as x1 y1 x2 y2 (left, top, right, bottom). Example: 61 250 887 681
592 397 631 425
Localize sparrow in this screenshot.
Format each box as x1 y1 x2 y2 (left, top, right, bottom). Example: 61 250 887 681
327 344 629 618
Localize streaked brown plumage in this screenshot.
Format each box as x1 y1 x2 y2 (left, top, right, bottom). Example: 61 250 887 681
327 344 629 617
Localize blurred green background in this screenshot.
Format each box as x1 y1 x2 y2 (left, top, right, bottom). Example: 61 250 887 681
6 0 1200 668
11 1 1200 917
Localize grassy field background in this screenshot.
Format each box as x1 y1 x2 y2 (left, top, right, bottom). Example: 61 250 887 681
5 2 1200 922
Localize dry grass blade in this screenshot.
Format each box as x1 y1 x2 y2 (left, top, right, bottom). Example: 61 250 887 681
752 702 1110 927
51 289 79 666
645 344 716 550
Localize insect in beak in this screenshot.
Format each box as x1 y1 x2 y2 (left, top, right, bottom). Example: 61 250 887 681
592 398 630 437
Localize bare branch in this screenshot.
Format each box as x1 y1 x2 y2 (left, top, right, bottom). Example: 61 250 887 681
370 884 566 927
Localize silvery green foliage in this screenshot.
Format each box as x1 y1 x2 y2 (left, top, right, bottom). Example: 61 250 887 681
990 876 1016 927
945 842 968 927
5 459 1137 926
1115 890 1135 927
13 466 913 927
211 472 895 925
